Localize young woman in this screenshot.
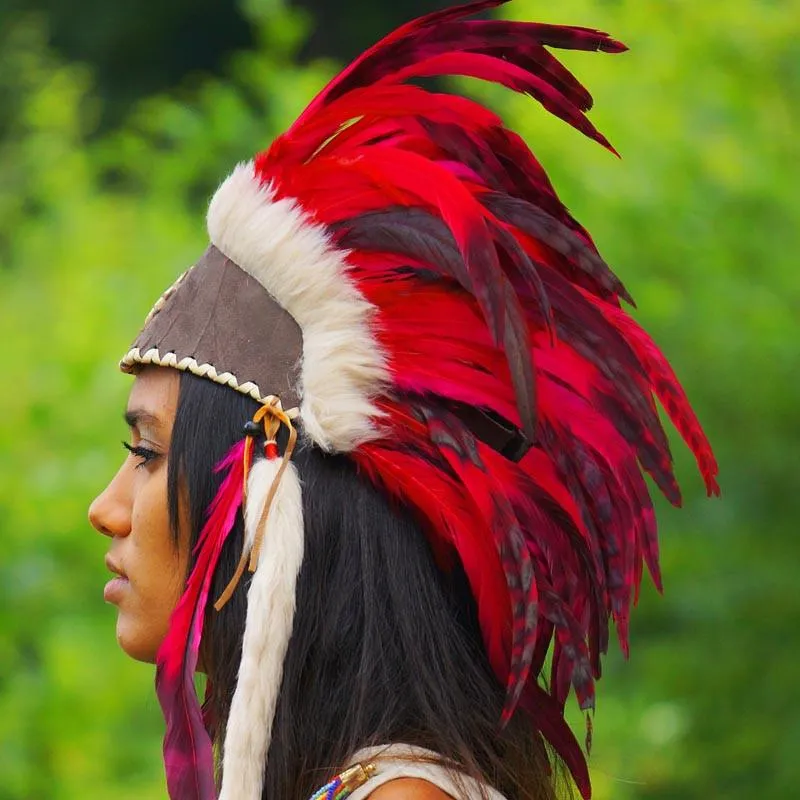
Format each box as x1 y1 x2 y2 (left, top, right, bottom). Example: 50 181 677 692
88 2 718 798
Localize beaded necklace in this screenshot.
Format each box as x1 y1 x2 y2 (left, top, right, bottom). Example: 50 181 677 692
308 761 377 800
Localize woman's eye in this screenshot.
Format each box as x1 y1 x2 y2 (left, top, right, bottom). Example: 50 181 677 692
122 441 161 469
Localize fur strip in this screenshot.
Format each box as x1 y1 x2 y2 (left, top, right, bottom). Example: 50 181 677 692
207 162 388 452
218 457 305 800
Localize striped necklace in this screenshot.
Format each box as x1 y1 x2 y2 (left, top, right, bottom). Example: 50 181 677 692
308 761 377 800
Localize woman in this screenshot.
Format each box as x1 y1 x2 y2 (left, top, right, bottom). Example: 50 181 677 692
88 2 719 798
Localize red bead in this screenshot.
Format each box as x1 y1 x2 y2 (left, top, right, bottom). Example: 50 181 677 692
264 442 279 460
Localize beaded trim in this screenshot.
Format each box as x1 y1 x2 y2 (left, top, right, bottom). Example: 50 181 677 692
120 346 285 407
121 258 301 410
119 268 268 396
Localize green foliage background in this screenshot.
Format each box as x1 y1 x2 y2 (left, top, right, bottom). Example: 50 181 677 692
1 0 797 797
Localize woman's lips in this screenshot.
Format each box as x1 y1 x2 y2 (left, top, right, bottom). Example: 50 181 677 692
104 575 129 603
104 555 129 603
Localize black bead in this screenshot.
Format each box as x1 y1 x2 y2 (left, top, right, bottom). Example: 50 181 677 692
243 420 262 437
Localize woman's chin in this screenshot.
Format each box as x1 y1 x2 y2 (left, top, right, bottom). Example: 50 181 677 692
115 614 160 664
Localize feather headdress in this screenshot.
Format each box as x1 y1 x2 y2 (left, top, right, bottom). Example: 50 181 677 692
121 1 719 797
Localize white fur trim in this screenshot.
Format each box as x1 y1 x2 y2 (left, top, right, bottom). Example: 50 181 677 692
207 161 388 453
219 457 305 800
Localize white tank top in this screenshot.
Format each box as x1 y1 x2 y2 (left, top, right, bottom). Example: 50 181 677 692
344 744 509 800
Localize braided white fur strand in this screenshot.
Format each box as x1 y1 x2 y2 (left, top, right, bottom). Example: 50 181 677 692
218 457 305 800
207 162 389 453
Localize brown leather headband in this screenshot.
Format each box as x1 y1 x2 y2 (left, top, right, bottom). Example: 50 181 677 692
120 245 303 408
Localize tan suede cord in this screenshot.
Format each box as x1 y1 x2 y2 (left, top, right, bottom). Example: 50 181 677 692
214 398 298 611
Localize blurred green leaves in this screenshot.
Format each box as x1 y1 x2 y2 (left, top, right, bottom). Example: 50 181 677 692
0 3 316 796
495 1 800 797
1 0 798 798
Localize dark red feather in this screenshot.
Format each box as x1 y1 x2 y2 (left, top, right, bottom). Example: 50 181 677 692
375 51 616 153
244 4 719 797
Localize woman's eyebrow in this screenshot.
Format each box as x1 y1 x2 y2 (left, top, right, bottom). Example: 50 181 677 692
124 409 162 430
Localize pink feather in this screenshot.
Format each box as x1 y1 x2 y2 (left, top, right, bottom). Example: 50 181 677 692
156 440 246 800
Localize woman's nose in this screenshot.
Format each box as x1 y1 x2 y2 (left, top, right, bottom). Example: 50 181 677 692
88 475 131 539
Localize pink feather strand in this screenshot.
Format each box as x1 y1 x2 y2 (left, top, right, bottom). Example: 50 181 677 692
156 440 247 800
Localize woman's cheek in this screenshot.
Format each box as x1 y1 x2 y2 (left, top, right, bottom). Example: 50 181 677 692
115 556 181 664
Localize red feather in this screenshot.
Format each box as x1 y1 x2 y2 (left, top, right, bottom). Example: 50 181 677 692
242 3 718 796
288 0 512 127
420 406 538 721
375 51 615 153
592 296 720 495
520 682 591 798
355 402 514 681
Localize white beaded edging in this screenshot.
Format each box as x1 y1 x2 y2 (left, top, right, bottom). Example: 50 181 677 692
120 347 265 403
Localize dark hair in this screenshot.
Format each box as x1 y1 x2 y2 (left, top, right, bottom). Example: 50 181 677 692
168 371 565 800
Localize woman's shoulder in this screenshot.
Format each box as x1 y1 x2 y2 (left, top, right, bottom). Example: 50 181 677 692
368 778 452 799
341 744 508 800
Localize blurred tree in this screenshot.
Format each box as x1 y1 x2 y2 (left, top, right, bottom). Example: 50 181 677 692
0 0 253 130
0 0 453 129
481 1 800 797
298 0 453 60
0 3 325 797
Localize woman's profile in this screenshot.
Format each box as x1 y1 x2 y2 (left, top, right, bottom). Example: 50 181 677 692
88 1 719 798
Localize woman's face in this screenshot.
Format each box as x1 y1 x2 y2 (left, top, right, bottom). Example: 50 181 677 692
88 367 189 662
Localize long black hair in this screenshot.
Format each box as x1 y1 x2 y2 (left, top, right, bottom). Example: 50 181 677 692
168 372 564 800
